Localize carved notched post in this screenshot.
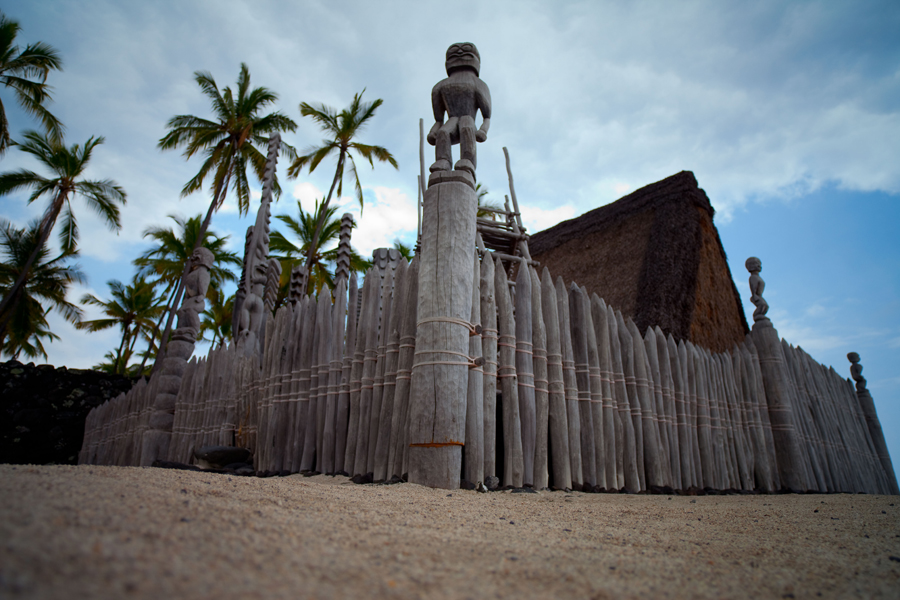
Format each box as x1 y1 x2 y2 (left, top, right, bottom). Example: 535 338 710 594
409 43 489 489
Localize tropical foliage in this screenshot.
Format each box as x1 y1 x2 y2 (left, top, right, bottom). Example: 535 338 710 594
0 129 124 346
76 276 165 375
155 63 296 365
133 213 240 367
0 12 63 154
287 89 396 274
0 218 84 360
158 62 297 226
270 199 370 301
199 287 234 348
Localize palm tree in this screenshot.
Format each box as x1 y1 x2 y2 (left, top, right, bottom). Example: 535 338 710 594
0 218 84 360
156 63 296 367
199 287 234 348
77 276 165 375
270 199 370 300
0 12 64 154
133 213 240 368
287 89 397 276
475 183 503 220
0 130 125 347
392 238 414 260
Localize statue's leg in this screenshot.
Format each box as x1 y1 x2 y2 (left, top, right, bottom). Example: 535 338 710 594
430 118 457 173
455 115 477 175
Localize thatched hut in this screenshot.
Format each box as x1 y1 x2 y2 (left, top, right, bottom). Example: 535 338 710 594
529 171 748 353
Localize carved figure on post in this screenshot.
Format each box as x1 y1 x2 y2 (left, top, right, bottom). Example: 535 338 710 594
848 352 867 394
173 247 214 342
745 257 769 323
427 43 491 177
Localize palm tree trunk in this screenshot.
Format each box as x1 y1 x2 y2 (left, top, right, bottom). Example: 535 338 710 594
0 191 67 347
303 150 345 278
138 280 176 372
115 323 131 375
152 158 233 375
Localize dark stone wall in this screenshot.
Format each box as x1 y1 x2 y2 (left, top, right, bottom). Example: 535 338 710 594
0 360 137 465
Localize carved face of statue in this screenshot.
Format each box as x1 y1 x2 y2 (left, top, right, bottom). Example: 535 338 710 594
445 42 480 76
745 257 761 273
191 247 215 269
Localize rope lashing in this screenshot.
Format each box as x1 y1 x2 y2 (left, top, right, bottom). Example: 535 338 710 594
417 316 483 336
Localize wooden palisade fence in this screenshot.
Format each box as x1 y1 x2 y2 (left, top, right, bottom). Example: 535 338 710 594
80 245 897 495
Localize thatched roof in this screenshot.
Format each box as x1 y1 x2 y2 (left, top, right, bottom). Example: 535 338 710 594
529 171 749 352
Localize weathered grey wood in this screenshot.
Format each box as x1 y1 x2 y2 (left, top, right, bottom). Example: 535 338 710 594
607 306 640 491
645 327 674 487
315 290 333 473
712 352 738 488
334 274 358 473
515 263 536 486
721 351 754 490
749 322 806 491
703 349 729 488
626 318 663 488
300 296 322 472
568 284 597 488
355 269 382 477
805 350 845 491
848 352 897 493
292 298 316 471
616 312 645 490
465 253 485 485
690 343 714 488
530 268 549 489
593 295 620 489
367 265 394 475
556 277 583 489
540 268 571 490
408 174 477 490
480 253 499 478
344 272 372 474
389 257 419 479
580 287 606 489
284 297 309 472
322 278 346 474
680 340 701 488
742 337 781 489
495 264 524 488
654 327 681 488
783 342 827 491
373 259 408 482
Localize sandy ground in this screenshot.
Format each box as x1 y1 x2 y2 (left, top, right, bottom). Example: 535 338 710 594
0 465 898 599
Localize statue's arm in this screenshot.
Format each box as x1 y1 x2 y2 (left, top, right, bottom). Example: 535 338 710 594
476 80 491 142
427 84 445 145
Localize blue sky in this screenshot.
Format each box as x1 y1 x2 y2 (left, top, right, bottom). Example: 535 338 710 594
1 1 898 470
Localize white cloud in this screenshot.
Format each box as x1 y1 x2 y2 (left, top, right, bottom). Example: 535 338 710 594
805 302 827 318
518 204 577 235
291 182 324 212
340 186 418 256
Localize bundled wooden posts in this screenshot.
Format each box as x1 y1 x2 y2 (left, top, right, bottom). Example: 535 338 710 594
387 257 419 479
373 259 409 482
464 253 485 485
541 268 572 490
530 268 550 490
556 277 583 489
496 264 524 487
480 253 499 479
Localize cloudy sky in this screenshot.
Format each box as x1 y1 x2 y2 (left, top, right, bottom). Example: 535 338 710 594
2 1 899 468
